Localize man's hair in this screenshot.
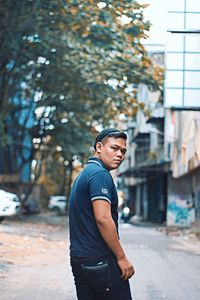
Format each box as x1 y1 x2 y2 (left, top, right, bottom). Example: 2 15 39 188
94 128 127 150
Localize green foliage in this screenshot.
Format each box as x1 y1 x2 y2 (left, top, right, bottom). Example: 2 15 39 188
0 0 163 180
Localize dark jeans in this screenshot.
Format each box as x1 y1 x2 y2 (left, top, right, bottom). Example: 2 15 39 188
70 255 132 300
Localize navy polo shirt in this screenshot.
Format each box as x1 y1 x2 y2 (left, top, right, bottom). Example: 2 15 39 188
69 157 119 258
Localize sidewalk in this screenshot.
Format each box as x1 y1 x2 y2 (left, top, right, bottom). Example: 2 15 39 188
156 222 200 240
128 215 200 240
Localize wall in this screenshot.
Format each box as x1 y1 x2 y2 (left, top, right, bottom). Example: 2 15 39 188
167 171 197 226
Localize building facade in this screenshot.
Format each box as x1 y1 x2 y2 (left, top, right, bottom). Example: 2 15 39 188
118 0 200 226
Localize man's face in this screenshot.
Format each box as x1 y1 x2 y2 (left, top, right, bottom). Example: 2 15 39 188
96 137 127 171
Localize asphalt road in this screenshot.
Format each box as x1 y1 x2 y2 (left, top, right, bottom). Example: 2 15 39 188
0 213 200 300
120 223 200 300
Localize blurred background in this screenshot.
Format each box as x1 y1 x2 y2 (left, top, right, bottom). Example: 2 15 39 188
0 0 200 228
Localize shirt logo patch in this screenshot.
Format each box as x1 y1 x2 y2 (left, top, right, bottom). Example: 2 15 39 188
101 188 108 194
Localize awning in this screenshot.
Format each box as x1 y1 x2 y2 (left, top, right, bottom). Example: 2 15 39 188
118 160 171 178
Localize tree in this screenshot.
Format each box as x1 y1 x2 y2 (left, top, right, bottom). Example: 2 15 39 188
0 0 163 196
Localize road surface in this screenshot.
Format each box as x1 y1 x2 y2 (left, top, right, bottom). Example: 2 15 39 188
0 213 200 300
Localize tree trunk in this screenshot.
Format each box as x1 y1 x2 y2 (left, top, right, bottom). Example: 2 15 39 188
65 159 73 213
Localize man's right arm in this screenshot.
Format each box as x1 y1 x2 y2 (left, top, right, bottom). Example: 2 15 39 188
92 200 135 280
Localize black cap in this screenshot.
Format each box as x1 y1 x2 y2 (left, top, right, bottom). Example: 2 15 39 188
94 128 127 150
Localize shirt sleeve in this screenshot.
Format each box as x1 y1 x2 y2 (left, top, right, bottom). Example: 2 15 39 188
89 170 113 204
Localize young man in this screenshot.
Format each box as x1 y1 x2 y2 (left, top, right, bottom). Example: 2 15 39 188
69 128 135 300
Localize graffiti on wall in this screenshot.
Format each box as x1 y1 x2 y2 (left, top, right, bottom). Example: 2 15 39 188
167 194 195 226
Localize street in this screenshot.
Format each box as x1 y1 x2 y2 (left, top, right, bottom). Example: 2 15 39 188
121 223 200 300
0 213 200 300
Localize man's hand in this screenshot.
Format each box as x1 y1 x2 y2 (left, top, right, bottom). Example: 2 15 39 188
117 256 135 281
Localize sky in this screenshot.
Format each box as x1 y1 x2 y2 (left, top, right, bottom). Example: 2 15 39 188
139 0 169 51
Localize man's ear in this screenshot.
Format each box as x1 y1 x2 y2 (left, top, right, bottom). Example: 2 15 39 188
96 142 102 153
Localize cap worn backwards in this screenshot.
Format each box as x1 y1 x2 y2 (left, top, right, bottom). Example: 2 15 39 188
94 128 127 150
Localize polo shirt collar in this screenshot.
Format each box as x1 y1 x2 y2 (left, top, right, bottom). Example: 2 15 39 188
88 157 107 170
